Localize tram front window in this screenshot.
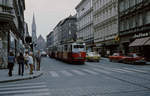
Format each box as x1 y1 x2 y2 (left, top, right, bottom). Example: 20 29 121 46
72 45 85 53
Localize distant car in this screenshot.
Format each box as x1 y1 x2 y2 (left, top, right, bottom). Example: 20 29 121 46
122 53 146 64
41 51 47 57
109 53 124 62
86 52 101 62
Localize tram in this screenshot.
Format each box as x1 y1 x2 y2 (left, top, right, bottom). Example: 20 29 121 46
48 42 86 64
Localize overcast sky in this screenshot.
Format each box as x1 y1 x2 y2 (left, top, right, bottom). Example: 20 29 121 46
25 0 81 39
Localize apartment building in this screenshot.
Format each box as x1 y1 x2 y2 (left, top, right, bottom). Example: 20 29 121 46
76 0 94 52
0 0 26 68
93 0 118 56
119 0 150 60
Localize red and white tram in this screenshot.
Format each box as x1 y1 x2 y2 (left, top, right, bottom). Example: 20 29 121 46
48 42 86 64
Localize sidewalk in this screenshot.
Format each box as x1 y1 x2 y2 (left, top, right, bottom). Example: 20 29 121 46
0 64 43 83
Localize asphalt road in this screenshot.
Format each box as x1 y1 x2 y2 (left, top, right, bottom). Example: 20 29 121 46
0 57 150 96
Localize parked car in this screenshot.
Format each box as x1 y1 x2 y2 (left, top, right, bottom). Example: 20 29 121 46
86 52 101 62
122 53 146 64
109 53 124 62
41 51 47 57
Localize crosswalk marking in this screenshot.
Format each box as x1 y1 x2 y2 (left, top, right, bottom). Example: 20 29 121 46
82 69 99 75
114 69 133 73
49 71 59 77
0 89 49 95
0 81 51 96
12 92 50 96
71 70 86 75
0 85 47 91
0 82 46 88
60 70 73 76
124 68 147 73
92 68 111 74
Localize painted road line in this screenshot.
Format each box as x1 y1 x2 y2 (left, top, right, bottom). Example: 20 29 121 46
49 71 59 77
0 85 47 91
13 92 50 96
82 69 99 75
124 68 147 73
115 69 133 73
0 89 49 95
60 70 73 76
71 70 86 75
92 68 111 74
0 82 46 88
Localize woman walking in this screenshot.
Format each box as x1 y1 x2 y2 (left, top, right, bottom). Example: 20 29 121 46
8 52 15 77
28 52 34 74
17 53 25 76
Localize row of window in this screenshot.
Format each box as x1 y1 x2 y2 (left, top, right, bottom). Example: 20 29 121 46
93 0 116 11
77 26 93 40
120 11 150 31
93 4 117 25
78 13 93 29
119 0 143 12
94 20 118 41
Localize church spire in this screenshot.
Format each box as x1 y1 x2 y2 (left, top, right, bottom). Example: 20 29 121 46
32 13 37 42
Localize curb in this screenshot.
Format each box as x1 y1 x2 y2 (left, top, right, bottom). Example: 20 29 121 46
0 71 43 83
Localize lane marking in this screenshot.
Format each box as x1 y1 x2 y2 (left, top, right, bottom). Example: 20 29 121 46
115 69 133 73
71 70 86 75
60 70 73 76
13 92 50 96
92 68 111 74
0 82 46 88
124 68 147 73
0 89 49 95
0 85 47 91
82 69 99 75
49 71 59 77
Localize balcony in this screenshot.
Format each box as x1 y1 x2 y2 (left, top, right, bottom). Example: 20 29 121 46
0 2 14 22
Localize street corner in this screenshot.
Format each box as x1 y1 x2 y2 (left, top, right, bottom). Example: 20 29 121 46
0 70 43 83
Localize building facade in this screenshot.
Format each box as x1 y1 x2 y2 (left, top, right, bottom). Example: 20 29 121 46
0 0 26 68
53 15 77 47
76 0 94 52
47 31 54 48
60 15 77 44
93 0 118 56
119 0 150 60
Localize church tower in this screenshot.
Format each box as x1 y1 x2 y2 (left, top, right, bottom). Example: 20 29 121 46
32 14 37 43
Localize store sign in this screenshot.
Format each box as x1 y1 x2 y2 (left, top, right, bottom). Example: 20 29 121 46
133 32 150 38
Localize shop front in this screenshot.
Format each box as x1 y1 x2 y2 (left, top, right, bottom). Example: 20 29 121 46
129 32 150 61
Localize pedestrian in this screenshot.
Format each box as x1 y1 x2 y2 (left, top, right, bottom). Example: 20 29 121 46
24 52 29 69
36 51 41 71
28 52 34 74
17 53 25 76
8 52 15 77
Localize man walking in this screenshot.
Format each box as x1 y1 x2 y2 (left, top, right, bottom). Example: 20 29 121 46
17 53 25 76
8 52 15 76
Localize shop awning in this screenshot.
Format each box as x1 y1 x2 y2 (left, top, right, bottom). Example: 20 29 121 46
129 37 150 47
145 39 150 46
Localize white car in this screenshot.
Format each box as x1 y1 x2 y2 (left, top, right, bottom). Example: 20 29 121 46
41 51 47 57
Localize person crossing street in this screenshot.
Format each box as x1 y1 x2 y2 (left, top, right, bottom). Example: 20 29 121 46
17 53 25 76
8 52 15 77
28 52 34 74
